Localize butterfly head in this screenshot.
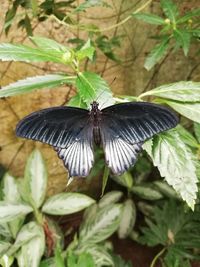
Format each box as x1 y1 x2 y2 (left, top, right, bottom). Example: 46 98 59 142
90 101 100 111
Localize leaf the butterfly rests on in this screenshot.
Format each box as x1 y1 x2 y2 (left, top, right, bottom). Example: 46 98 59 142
16 101 178 177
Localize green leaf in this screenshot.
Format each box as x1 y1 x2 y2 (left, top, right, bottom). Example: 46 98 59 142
194 122 200 143
76 71 114 108
16 222 45 267
99 191 123 208
42 193 95 215
160 0 179 22
2 173 25 238
0 202 33 223
76 39 95 61
0 255 14 267
164 100 200 123
139 81 200 102
101 166 109 197
153 181 181 199
132 13 165 25
0 241 11 258
176 125 198 148
30 36 68 52
144 130 198 209
118 199 136 239
79 204 122 243
0 74 75 98
54 245 65 267
173 29 191 56
144 37 169 70
131 185 163 200
111 172 133 189
0 43 68 64
177 8 200 24
67 93 87 108
74 0 110 13
25 149 47 209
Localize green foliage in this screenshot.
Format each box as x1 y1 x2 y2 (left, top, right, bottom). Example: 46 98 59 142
133 0 200 69
140 201 200 263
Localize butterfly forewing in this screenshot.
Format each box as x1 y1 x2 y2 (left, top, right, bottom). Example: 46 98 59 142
16 106 94 177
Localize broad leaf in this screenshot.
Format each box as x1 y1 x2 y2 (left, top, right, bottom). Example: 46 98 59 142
2 173 25 238
144 130 198 209
79 204 122 243
139 81 200 102
24 149 47 209
99 191 123 208
76 71 114 108
42 193 95 215
164 100 200 123
0 241 11 258
131 185 163 200
16 223 45 267
118 199 136 239
144 37 169 70
132 13 165 25
8 222 43 256
0 43 68 64
0 202 33 223
0 74 75 98
160 0 179 22
173 29 191 56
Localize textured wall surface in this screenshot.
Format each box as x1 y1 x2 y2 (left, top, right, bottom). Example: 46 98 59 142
0 0 199 194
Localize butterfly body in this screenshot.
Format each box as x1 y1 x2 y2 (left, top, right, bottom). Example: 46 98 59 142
16 101 178 177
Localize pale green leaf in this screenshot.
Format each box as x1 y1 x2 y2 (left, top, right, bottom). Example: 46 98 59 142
99 191 123 208
144 37 169 70
0 223 11 238
76 71 114 108
67 93 87 108
0 202 33 223
160 0 179 22
25 149 47 208
194 122 200 143
30 36 68 52
153 181 181 199
165 100 200 123
139 81 200 102
16 223 45 267
0 255 14 267
0 74 75 98
76 39 95 61
111 172 134 189
118 199 136 239
176 125 198 148
7 222 43 256
0 43 67 63
42 193 95 215
132 13 165 25
173 29 191 56
144 130 198 209
131 185 163 200
0 241 11 258
79 204 122 243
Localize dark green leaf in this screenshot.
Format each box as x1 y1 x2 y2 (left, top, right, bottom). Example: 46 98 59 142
24 14 33 36
194 123 200 143
132 13 165 25
144 37 169 70
131 184 163 200
160 0 179 22
74 0 110 13
30 36 68 52
101 166 109 196
0 74 75 98
173 29 191 56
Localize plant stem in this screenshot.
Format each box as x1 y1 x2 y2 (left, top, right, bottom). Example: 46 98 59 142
150 247 166 267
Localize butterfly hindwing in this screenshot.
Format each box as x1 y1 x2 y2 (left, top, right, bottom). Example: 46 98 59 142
16 106 94 176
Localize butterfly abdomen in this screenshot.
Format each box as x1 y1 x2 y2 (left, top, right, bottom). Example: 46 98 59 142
93 126 101 145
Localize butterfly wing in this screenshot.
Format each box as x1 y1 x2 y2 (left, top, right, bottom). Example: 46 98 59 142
16 106 94 177
100 102 178 175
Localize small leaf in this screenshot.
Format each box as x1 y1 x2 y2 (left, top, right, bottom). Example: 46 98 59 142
76 39 95 61
111 172 133 189
74 0 110 13
194 123 200 143
76 71 114 108
164 100 200 123
67 93 87 108
0 241 11 258
177 8 200 24
101 166 109 196
42 193 95 215
139 81 200 102
24 149 47 209
131 185 163 200
160 0 179 22
7 222 42 256
99 191 123 208
0 255 14 267
0 202 33 223
144 37 169 70
173 29 191 56
0 74 75 98
144 130 198 209
154 181 181 199
79 204 122 243
118 199 136 239
132 13 165 25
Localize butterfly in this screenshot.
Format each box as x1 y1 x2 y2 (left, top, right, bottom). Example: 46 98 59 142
16 101 178 177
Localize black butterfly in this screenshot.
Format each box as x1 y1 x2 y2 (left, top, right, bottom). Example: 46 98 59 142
16 101 178 177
